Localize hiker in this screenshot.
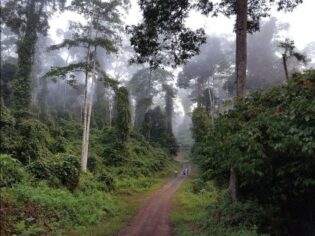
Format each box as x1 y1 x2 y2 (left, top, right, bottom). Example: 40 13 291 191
183 167 189 176
174 170 178 177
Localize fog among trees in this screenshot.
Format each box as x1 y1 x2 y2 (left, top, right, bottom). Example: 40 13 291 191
1 0 314 235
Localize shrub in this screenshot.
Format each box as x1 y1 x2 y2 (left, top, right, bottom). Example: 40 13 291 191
0 154 27 187
98 171 115 191
53 154 80 191
27 154 80 190
10 183 118 228
192 70 315 235
27 158 52 180
0 102 19 156
15 118 53 163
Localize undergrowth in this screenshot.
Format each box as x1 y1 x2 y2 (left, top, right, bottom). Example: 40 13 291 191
171 166 266 236
0 121 180 235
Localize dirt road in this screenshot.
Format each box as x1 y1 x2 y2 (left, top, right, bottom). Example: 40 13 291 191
119 161 190 236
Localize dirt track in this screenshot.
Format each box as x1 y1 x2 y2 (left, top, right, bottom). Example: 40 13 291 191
119 157 190 236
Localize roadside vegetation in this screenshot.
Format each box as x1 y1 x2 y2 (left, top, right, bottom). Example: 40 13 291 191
1 0 314 235
188 70 315 236
0 81 180 235
0 123 180 235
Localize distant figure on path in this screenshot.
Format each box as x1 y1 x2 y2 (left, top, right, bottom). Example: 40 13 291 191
183 167 188 176
174 170 178 177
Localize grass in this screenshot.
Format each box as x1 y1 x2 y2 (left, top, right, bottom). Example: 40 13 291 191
171 165 218 236
171 164 264 236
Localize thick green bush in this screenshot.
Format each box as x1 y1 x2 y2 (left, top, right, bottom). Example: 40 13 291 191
0 154 27 187
192 70 315 235
53 154 80 191
98 170 115 191
15 118 53 163
27 154 80 190
9 183 118 228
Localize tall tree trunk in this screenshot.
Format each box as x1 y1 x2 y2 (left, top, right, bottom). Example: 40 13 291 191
197 81 202 107
81 74 89 172
229 0 248 202
235 0 247 97
84 82 94 168
12 0 39 115
84 58 97 168
282 54 289 82
229 167 238 201
109 101 112 128
81 40 92 171
81 20 99 171
207 78 214 125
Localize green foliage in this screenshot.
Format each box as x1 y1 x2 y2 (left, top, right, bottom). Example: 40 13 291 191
191 107 212 143
172 167 265 236
28 154 80 190
115 87 131 141
44 62 87 79
0 61 17 107
48 37 117 53
102 128 127 166
45 0 124 84
141 106 178 154
6 183 117 230
76 171 114 192
128 0 206 68
279 38 308 64
129 68 173 129
101 127 170 172
207 191 268 231
1 93 173 235
97 171 116 191
0 106 57 164
1 0 65 114
53 154 80 191
0 101 18 154
15 118 53 163
0 154 27 187
192 70 315 235
13 220 45 236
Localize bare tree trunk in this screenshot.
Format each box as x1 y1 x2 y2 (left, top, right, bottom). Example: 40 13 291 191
229 0 248 202
207 78 214 125
80 24 93 171
147 68 152 112
81 70 90 172
229 167 237 201
80 102 83 123
235 0 247 98
84 79 95 167
282 54 289 82
63 83 67 114
109 103 112 128
81 17 99 171
197 82 202 107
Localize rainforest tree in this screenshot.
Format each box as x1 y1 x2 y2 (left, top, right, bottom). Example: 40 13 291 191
46 0 124 171
1 0 65 115
128 68 172 128
279 38 307 81
163 84 178 155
